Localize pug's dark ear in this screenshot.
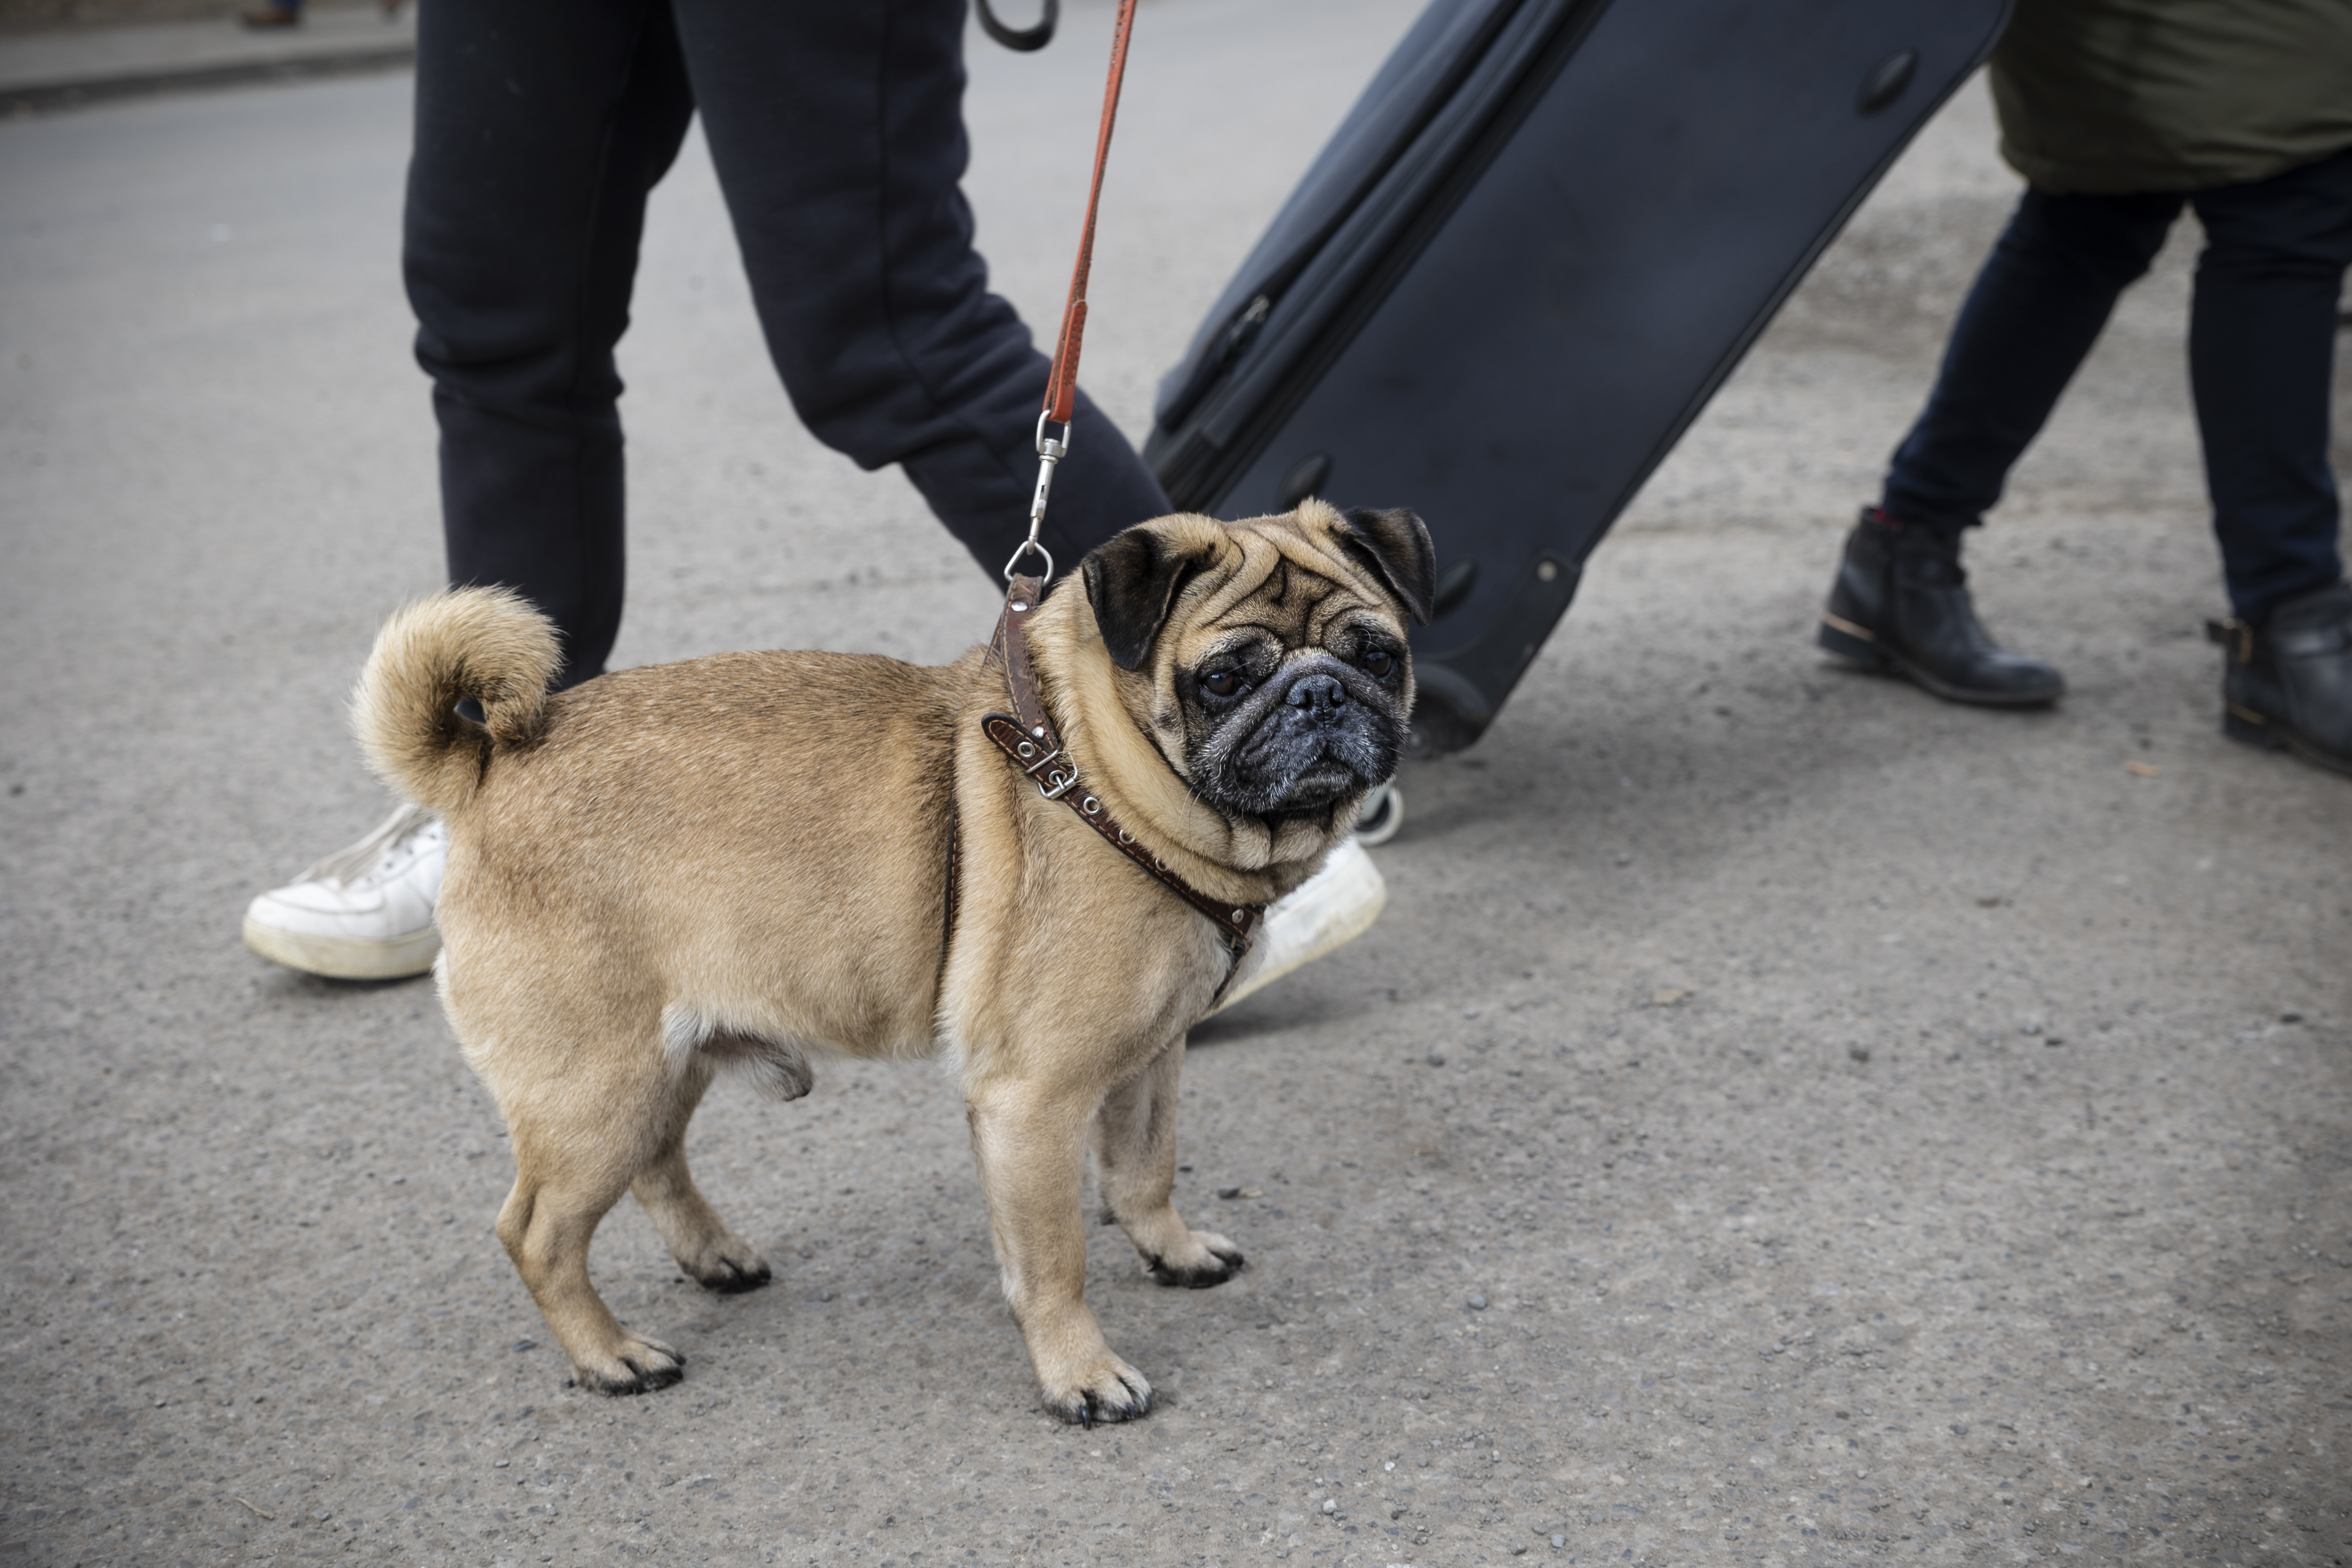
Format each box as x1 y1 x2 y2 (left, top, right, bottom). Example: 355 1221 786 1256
1082 526 1210 671
1340 507 1437 625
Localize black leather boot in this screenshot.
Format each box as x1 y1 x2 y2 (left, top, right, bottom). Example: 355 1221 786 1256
2211 581 2352 777
1817 507 2065 706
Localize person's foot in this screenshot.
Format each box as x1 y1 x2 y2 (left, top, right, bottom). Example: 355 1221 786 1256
240 5 302 26
2212 582 2352 777
1206 836 1387 1017
1817 507 2064 706
242 803 444 979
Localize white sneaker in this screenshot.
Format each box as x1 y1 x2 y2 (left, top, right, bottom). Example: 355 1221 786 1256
242 802 446 980
1207 835 1387 1017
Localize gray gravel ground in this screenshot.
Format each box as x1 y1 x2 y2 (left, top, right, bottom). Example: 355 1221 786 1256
3 2 2349 1565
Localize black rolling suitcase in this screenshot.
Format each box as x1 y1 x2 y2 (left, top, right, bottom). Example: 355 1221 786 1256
1143 0 2011 754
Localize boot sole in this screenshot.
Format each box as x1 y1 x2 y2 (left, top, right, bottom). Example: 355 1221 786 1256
2222 705 2352 777
242 916 441 980
1816 617 2063 708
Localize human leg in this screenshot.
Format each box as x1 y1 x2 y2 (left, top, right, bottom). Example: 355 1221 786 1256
404 0 695 689
1819 190 2180 704
671 0 1170 580
245 0 695 980
2190 145 2352 775
1881 189 2182 537
2186 145 2352 623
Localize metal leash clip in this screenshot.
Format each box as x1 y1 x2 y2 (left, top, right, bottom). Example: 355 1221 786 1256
1001 409 1072 583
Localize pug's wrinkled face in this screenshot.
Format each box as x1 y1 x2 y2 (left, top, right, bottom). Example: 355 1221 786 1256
1176 564 1409 817
1082 501 1436 824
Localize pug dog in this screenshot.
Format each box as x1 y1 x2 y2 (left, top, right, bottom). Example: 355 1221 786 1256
351 499 1433 1423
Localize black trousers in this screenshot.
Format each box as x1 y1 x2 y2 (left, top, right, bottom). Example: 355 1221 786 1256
1883 145 2352 623
403 0 1171 687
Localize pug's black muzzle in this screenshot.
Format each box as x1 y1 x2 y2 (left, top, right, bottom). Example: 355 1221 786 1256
1193 652 1403 817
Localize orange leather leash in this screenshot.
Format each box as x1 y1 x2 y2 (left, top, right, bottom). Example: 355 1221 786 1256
952 0 1268 1006
1042 0 1136 427
1002 0 1139 585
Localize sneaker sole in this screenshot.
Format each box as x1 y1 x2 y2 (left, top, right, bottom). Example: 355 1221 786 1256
1816 617 2063 707
1205 840 1387 1018
242 916 440 980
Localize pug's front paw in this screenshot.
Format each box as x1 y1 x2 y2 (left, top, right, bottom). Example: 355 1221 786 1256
567 1331 684 1396
1040 1356 1153 1427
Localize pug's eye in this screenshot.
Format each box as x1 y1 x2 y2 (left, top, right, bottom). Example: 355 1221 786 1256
1362 647 1395 678
1200 669 1244 698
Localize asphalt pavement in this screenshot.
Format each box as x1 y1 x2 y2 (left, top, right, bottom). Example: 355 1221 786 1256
2 1 2348 1565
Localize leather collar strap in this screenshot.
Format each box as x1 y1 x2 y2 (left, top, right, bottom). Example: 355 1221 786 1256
988 573 1064 776
982 575 1263 977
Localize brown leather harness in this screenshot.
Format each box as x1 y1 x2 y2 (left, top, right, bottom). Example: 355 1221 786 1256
937 573 1265 1008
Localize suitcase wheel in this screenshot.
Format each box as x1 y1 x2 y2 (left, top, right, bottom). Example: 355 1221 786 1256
1355 781 1403 847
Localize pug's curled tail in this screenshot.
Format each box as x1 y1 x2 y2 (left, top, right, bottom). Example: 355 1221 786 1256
352 587 561 815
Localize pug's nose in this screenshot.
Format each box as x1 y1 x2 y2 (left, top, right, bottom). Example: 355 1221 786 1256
1285 671 1346 715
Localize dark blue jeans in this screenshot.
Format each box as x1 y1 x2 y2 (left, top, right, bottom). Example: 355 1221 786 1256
1881 144 2352 624
404 0 1170 687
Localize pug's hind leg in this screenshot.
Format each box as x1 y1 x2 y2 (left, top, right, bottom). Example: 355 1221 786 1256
631 1061 772 1294
1093 1037 1244 1289
497 1115 684 1396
